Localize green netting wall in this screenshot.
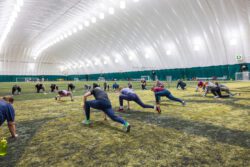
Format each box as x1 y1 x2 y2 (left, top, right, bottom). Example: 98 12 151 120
0 63 249 82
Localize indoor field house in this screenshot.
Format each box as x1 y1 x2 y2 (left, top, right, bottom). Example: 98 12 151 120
0 0 249 166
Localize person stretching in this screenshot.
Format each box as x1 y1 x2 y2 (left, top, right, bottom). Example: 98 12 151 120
50 84 59 92
151 86 186 106
82 83 131 132
12 85 22 95
211 82 238 98
0 96 18 138
35 83 45 93
118 87 161 114
55 90 74 101
196 80 205 92
177 80 187 90
68 83 75 92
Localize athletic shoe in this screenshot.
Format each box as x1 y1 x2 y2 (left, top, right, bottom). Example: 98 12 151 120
82 119 91 125
214 96 219 98
123 122 131 133
117 108 124 112
182 101 186 106
156 106 161 114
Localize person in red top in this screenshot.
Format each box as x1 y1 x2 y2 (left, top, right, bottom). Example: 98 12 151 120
151 87 186 106
55 90 74 101
196 80 205 92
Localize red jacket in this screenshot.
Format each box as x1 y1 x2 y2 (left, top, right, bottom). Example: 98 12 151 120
152 87 164 92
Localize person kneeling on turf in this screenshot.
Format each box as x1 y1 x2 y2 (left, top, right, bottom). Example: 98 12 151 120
50 84 59 92
82 83 131 132
55 90 74 101
35 83 45 93
118 87 161 114
68 83 75 92
151 86 186 106
12 85 21 95
0 96 18 138
177 79 187 90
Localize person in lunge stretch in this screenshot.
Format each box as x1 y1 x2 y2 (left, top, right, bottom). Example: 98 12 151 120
55 90 74 101
0 96 18 138
211 82 238 98
151 86 186 106
50 84 59 92
196 80 206 92
82 83 131 132
141 79 147 90
176 79 187 90
118 87 161 114
35 83 45 93
12 85 22 95
68 83 75 92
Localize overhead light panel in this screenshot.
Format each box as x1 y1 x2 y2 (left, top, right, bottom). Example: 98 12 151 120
78 24 83 30
108 8 115 15
84 21 90 27
120 1 126 9
91 17 97 23
99 13 105 19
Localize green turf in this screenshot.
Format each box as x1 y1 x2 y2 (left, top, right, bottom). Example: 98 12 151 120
0 81 249 166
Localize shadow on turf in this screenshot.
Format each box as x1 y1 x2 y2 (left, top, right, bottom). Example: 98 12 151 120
0 117 57 167
119 110 250 149
185 98 250 111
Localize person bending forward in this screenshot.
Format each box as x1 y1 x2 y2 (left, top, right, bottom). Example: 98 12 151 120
82 83 131 132
0 96 18 138
118 87 161 114
55 90 74 101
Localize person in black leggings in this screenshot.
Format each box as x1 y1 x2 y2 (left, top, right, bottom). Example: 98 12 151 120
118 87 161 113
12 85 22 95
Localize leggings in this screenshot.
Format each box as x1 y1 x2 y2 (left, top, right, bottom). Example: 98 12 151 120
85 100 126 125
155 90 183 103
119 93 154 109
211 87 230 98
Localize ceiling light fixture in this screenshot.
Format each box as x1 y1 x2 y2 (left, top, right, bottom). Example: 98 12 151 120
0 0 23 51
108 7 115 15
120 1 126 9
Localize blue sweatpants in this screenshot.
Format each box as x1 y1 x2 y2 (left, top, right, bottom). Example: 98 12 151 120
155 90 183 103
119 93 154 109
85 100 126 125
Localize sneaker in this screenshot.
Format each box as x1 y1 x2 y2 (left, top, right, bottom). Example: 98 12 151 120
182 101 186 106
117 108 124 112
123 122 131 133
214 96 219 98
156 106 161 114
82 119 91 125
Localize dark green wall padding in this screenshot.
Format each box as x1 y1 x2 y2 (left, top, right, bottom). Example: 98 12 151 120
0 63 249 82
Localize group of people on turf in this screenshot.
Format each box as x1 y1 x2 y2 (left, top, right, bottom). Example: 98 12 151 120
1 79 238 137
196 80 237 98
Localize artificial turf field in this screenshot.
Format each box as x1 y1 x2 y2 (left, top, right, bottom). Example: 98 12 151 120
0 81 249 167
